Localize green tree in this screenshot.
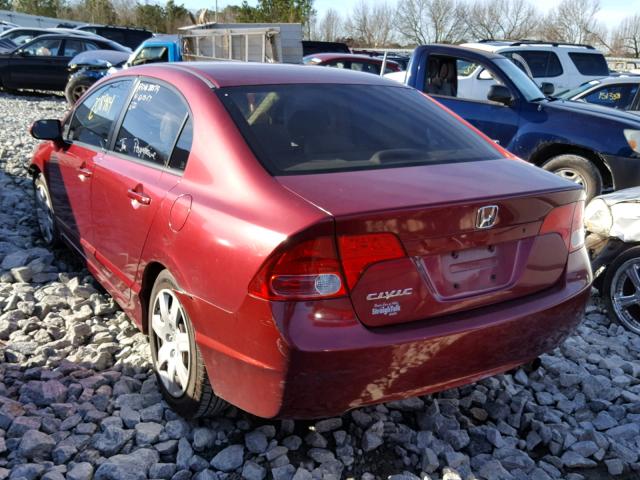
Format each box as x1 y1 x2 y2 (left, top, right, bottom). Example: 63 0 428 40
0 0 11 9
135 1 165 32
237 0 315 26
82 0 116 24
14 0 66 17
165 0 191 32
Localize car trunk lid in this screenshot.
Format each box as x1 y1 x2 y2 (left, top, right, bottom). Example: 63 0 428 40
277 159 583 327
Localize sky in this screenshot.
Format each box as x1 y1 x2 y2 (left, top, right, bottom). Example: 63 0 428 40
184 0 633 29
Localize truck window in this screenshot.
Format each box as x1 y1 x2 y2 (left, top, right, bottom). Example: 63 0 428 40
131 46 169 66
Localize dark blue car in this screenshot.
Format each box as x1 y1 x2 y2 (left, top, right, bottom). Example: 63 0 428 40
404 45 640 200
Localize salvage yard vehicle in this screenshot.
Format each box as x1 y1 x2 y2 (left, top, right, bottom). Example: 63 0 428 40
464 40 610 93
586 188 640 334
0 27 109 50
303 53 401 74
74 24 153 50
65 36 180 104
29 63 591 419
0 33 130 92
403 44 640 201
556 77 640 113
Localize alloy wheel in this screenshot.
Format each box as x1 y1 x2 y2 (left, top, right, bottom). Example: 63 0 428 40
554 168 586 187
610 258 640 334
35 182 54 244
151 289 191 397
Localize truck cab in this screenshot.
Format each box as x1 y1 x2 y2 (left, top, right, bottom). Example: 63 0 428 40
403 44 640 201
126 35 182 66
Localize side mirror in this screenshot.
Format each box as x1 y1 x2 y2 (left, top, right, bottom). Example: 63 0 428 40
30 119 63 144
541 82 555 96
487 85 513 106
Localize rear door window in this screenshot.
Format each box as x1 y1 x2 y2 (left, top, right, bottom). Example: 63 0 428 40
67 80 132 148
503 50 563 78
569 53 609 76
351 61 379 74
168 117 193 171
62 39 96 57
582 84 640 110
114 80 188 167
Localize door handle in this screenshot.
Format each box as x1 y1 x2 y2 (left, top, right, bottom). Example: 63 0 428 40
77 167 92 181
127 188 151 205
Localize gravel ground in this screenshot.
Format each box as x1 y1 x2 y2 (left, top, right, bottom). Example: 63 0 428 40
0 91 639 480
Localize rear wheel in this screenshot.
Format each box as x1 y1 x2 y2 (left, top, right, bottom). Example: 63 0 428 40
603 246 640 335
33 173 59 247
148 270 227 418
542 154 602 201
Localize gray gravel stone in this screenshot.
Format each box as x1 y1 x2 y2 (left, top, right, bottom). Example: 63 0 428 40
210 444 244 472
242 461 266 480
67 462 94 480
245 430 268 453
18 429 56 460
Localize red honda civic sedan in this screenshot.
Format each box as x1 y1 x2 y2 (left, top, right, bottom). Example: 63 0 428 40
29 63 591 419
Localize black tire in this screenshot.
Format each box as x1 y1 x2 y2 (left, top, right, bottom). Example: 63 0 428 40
64 76 94 105
542 154 602 202
33 173 59 247
148 270 227 418
602 246 640 335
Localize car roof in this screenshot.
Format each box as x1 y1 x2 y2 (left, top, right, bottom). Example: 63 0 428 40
120 62 408 88
592 76 640 85
462 41 602 54
304 53 398 63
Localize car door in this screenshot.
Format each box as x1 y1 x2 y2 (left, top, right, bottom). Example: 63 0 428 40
422 54 521 148
90 79 188 303
6 38 64 89
47 79 133 253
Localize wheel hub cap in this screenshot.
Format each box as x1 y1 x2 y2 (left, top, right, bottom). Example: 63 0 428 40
151 289 191 397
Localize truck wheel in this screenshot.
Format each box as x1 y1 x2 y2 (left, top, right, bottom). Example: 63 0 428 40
65 77 94 105
603 246 640 335
542 155 602 201
33 173 59 247
148 270 227 418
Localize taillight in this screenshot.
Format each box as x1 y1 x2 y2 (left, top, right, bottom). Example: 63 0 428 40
249 232 407 300
338 233 406 290
539 201 584 252
249 236 347 300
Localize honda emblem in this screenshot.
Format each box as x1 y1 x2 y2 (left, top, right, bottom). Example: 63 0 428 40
476 205 499 229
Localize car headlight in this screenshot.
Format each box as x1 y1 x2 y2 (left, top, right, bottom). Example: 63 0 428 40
584 198 613 236
624 129 640 154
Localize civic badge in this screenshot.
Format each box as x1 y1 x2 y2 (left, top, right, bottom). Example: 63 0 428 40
476 205 499 229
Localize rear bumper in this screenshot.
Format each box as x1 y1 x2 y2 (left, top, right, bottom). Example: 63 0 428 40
603 154 640 190
196 248 591 419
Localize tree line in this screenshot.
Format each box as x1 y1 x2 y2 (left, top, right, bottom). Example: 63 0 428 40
312 0 640 57
2 0 639 58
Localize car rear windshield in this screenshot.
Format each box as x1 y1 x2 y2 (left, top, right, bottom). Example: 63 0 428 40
217 84 502 175
569 53 609 76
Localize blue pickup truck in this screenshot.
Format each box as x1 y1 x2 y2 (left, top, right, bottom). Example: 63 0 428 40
65 35 181 104
403 45 640 200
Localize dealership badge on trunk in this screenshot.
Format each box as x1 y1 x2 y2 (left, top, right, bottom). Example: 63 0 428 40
476 205 499 229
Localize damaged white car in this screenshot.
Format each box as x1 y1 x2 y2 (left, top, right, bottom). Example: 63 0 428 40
586 187 640 334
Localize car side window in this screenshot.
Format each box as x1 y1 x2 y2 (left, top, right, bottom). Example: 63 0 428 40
168 117 193 171
583 84 639 110
21 39 62 57
114 81 188 167
67 80 132 149
62 39 93 57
